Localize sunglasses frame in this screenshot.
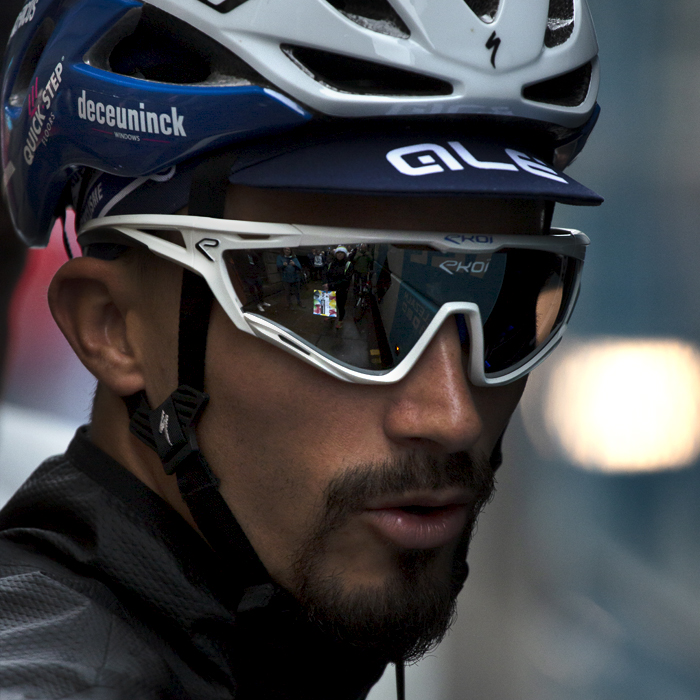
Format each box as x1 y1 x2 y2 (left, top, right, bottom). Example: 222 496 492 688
79 214 589 386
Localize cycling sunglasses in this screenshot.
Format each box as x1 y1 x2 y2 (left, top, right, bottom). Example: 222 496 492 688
79 215 589 386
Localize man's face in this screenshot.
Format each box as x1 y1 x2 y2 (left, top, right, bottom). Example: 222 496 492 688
145 189 545 661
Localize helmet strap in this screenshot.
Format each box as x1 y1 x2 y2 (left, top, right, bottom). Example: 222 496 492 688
125 151 269 598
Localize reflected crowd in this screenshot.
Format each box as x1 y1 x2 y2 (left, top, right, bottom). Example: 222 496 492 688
225 240 570 379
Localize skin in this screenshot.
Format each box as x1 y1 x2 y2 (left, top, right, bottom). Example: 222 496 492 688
48 189 544 595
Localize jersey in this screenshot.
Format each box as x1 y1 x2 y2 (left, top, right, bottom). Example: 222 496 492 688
0 427 385 699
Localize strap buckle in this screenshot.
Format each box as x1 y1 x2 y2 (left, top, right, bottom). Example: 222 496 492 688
130 385 210 476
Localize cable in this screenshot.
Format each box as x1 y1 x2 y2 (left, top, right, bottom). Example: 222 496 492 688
395 662 405 700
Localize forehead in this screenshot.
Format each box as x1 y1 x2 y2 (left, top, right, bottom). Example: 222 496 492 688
225 185 546 235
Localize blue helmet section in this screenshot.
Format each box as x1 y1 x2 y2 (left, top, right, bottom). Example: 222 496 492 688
2 0 311 246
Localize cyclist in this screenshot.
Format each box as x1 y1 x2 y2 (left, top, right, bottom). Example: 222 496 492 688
0 1 602 699
277 247 305 308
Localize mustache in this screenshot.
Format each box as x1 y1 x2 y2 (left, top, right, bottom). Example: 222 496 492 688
289 450 498 661
318 450 497 536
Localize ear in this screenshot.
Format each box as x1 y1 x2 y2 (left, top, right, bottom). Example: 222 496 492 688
48 256 145 396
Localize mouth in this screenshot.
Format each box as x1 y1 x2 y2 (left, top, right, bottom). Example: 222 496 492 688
363 491 471 550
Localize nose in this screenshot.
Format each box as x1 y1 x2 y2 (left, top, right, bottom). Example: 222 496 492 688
383 318 483 454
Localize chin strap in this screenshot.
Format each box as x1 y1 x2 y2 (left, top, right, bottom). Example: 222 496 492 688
125 151 269 599
126 269 269 593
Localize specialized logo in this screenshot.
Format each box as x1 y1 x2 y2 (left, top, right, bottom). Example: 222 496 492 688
159 410 173 447
23 60 63 166
386 142 567 184
77 91 187 139
486 31 501 69
10 0 38 40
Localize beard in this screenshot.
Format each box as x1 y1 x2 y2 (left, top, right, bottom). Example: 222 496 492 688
288 451 496 664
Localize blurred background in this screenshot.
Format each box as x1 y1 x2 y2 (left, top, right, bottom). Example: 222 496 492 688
1 1 699 698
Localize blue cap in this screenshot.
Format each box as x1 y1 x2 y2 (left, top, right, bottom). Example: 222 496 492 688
228 132 603 206
76 129 603 230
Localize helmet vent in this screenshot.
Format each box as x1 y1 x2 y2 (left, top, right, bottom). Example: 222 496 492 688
100 5 269 87
462 0 500 23
325 1 410 39
522 61 592 107
282 45 453 97
545 0 575 48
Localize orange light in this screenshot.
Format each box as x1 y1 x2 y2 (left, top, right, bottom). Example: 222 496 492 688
524 338 700 473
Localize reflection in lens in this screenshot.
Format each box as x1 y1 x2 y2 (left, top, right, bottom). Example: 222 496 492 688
224 245 576 379
535 272 564 345
483 252 575 377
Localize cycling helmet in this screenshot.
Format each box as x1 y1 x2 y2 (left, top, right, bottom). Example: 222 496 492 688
2 0 600 247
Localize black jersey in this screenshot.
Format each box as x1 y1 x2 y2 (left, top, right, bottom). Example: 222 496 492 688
0 427 385 699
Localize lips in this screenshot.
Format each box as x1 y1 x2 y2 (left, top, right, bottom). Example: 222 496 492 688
363 491 470 550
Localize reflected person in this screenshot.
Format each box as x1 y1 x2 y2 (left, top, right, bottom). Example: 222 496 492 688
324 246 354 329
277 247 304 309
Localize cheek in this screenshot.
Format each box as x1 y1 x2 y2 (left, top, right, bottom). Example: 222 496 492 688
200 304 388 453
196 305 388 576
470 376 527 445
136 267 182 407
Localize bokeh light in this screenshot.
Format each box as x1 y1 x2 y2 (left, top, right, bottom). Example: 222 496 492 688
539 338 700 472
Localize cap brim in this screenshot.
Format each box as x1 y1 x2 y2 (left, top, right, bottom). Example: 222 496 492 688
229 133 602 206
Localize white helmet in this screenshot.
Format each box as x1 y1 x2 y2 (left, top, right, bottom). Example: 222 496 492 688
148 0 598 128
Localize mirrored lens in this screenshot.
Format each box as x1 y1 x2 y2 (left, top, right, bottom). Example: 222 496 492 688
223 244 576 376
481 249 579 377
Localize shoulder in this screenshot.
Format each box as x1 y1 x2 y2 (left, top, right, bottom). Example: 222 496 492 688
0 555 180 699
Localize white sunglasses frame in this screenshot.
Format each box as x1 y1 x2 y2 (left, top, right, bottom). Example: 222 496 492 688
79 214 589 387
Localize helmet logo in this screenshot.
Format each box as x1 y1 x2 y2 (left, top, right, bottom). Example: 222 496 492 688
196 238 220 261
23 61 63 166
486 31 501 69
77 91 187 141
10 0 38 41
